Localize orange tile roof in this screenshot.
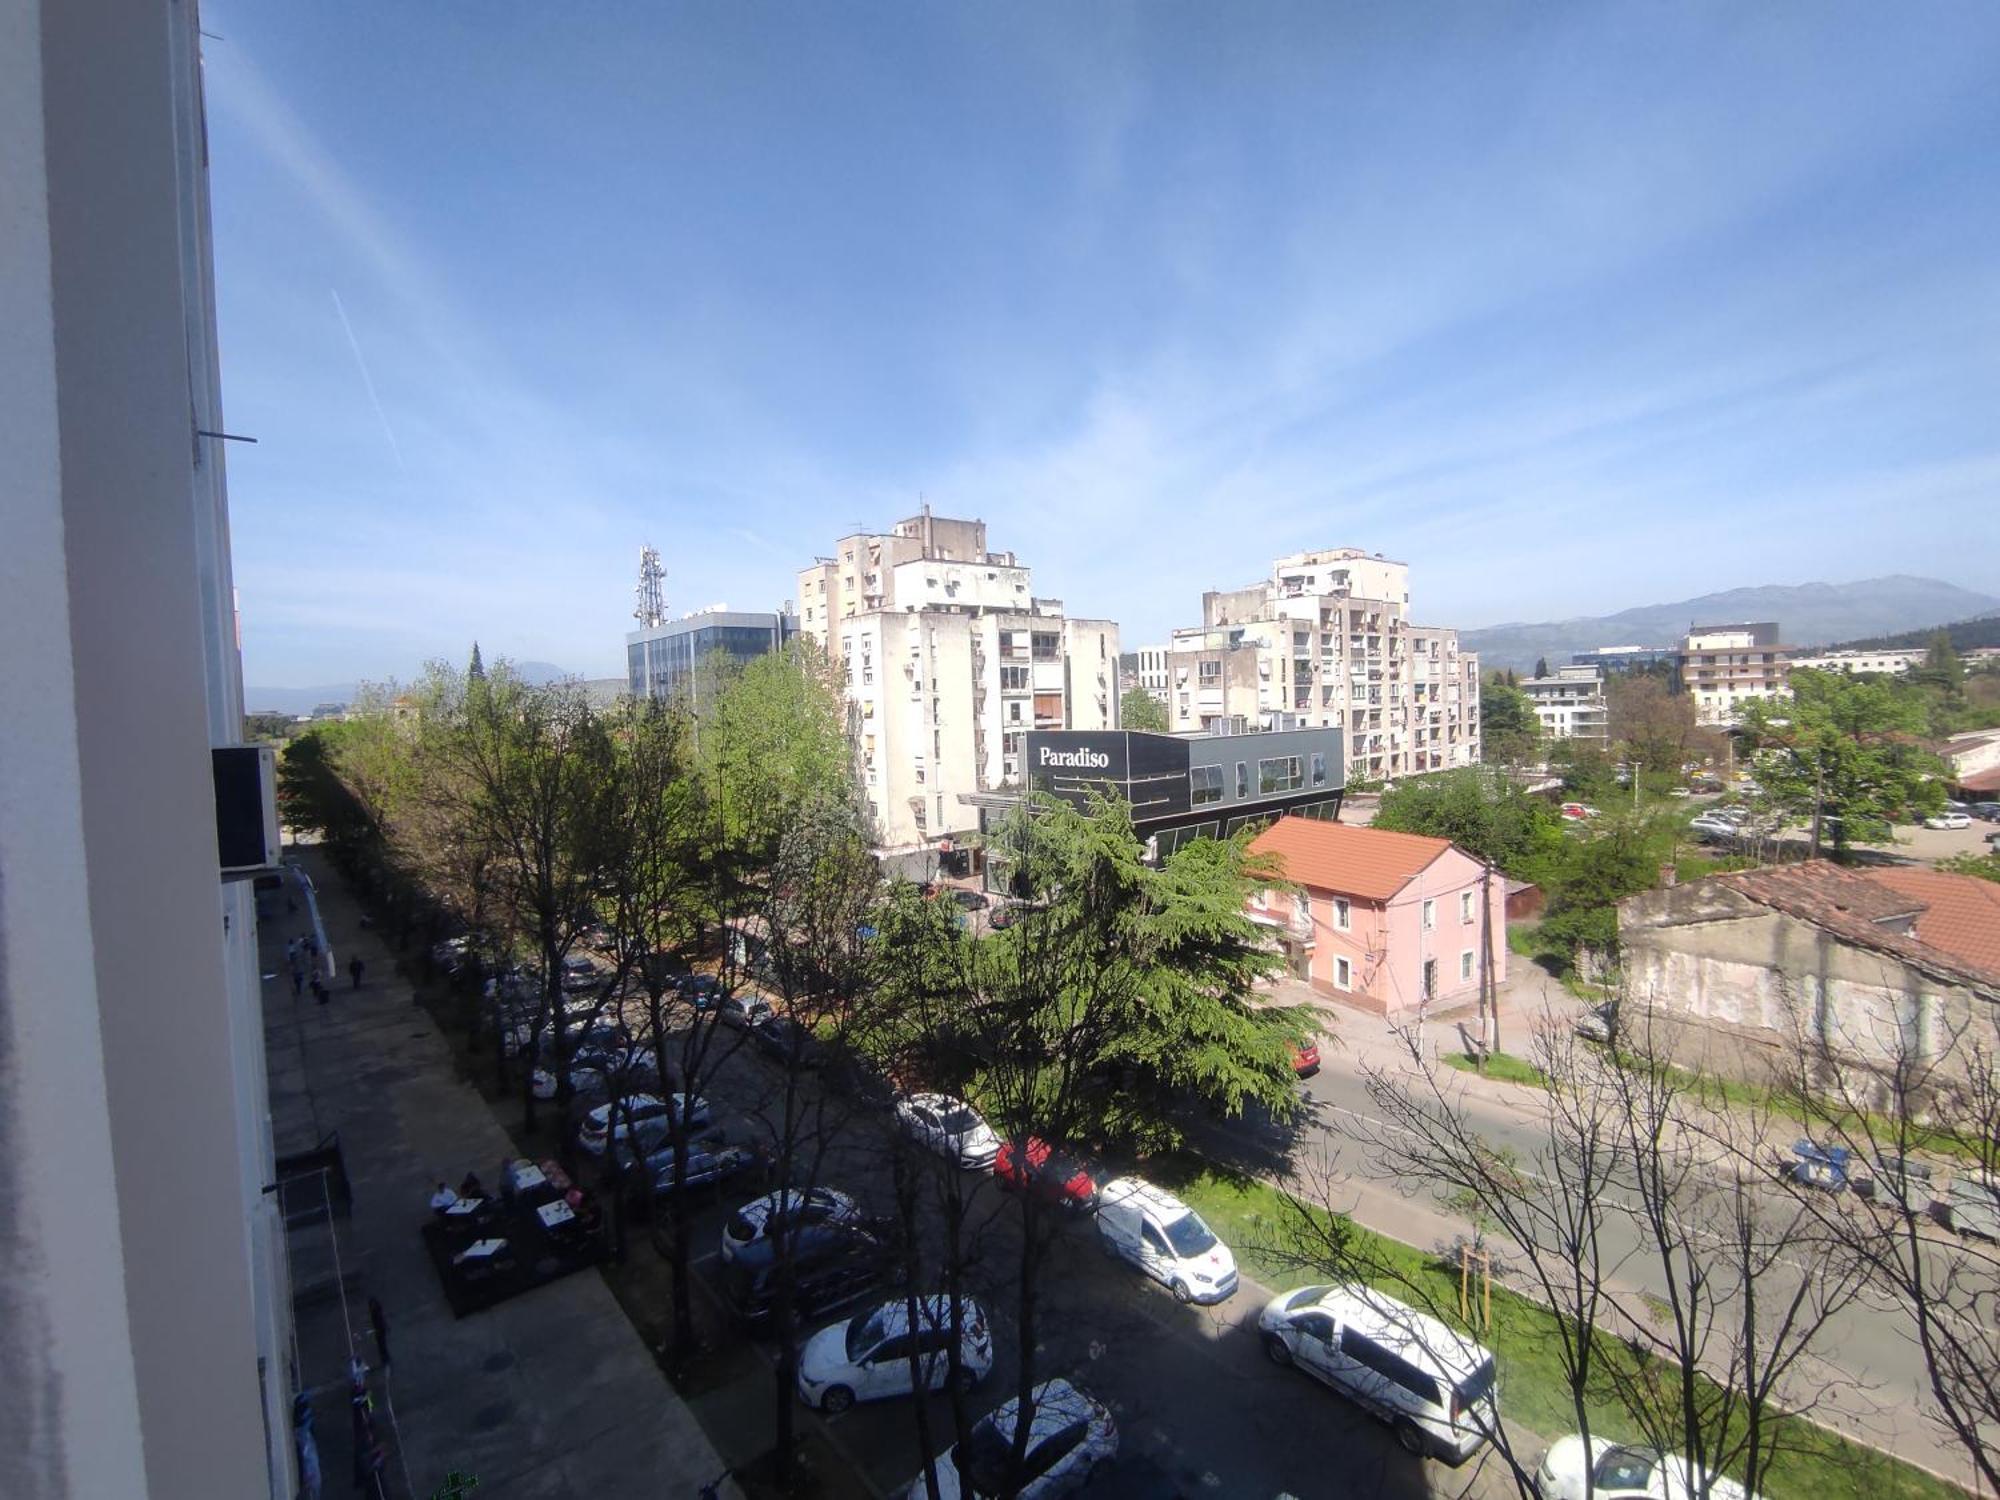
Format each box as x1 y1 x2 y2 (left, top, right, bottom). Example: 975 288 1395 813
1248 816 1455 902
1865 867 2000 983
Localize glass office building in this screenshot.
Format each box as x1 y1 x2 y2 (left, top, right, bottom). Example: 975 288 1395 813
627 610 798 709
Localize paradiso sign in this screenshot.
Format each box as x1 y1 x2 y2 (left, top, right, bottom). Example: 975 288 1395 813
1036 746 1111 770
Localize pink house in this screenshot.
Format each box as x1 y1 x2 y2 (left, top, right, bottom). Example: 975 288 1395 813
1246 816 1507 1017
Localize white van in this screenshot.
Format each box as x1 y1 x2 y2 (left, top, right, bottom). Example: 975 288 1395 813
1094 1177 1238 1305
1257 1283 1498 1464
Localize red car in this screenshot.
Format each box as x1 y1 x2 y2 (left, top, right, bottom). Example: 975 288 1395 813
993 1137 1098 1211
1293 1040 1321 1078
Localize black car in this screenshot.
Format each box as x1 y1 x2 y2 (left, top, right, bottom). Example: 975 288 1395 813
720 1221 900 1331
684 973 726 1010
751 1015 823 1069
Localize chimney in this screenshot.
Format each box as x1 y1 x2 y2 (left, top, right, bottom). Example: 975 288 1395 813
1659 863 1678 888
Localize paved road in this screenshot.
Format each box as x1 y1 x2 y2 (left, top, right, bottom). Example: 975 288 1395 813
1210 1018 1975 1488
622 1027 1525 1500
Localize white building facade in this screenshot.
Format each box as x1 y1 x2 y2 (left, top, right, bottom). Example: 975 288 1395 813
1789 648 1925 676
1520 666 1609 742
797 512 1118 849
1161 549 1481 781
3 2 294 1494
1678 622 1792 727
1125 643 1171 708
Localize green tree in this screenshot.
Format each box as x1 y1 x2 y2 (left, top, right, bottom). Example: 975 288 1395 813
1373 766 1566 880
1120 686 1169 732
1937 852 2000 884
1534 655 1550 679
1480 674 1541 765
1740 670 1947 861
1909 628 1963 693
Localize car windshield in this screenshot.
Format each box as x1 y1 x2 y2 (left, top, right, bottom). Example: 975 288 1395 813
956 1417 1021 1495
939 1106 981 1133
1454 1355 1497 1412
845 1307 890 1361
1162 1211 1217 1257
1594 1446 1660 1489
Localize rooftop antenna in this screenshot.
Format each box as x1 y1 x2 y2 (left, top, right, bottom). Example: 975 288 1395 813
635 544 667 628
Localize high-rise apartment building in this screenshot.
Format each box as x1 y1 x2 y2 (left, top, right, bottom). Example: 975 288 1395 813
1678 622 1792 726
1161 549 1480 781
5 2 295 1493
1122 644 1171 708
796 510 1118 850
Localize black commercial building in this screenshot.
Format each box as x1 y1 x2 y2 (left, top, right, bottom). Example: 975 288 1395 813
1019 726 1344 856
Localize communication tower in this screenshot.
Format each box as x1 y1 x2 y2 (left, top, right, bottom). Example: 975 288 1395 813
634 544 667 629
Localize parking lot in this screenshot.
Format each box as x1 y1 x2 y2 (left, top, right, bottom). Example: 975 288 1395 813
560 1006 1517 1500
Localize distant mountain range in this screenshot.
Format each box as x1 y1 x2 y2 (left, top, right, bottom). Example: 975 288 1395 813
1832 610 2000 653
246 659 584 715
1461 576 2000 675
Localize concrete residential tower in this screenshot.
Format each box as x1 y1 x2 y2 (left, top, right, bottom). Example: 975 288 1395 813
797 510 1119 850
3 1 294 1493
1164 548 1481 780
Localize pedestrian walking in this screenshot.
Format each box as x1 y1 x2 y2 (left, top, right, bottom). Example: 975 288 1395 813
349 956 365 991
367 1296 391 1371
292 968 305 999
285 936 299 966
312 977 329 1006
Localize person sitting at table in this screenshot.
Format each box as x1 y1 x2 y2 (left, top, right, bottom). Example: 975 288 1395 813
458 1170 484 1200
429 1181 458 1215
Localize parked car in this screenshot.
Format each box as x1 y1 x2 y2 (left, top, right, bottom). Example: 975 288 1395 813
914 1378 1118 1500
1688 813 1742 842
1971 801 2000 822
946 888 989 913
718 992 774 1029
531 1046 660 1101
721 1221 900 1332
577 1092 710 1156
1095 1177 1237 1304
635 1132 757 1200
1559 803 1599 820
897 1093 1002 1170
684 973 726 1010
1537 1434 1762 1500
1925 812 1972 830
752 1015 824 1068
1293 1039 1322 1078
723 1186 863 1266
1573 1003 1618 1046
994 1137 1098 1212
560 954 600 992
1258 1283 1498 1464
987 900 1018 930
796 1294 993 1413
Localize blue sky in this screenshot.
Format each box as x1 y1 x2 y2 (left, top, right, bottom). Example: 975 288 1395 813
205 2 2000 686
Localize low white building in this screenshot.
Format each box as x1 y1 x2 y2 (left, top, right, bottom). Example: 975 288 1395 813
797 510 1118 850
1124 644 1170 708
1789 648 1925 676
1519 666 1608 742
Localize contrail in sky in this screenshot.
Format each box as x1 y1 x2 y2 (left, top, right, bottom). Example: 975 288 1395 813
330 287 406 471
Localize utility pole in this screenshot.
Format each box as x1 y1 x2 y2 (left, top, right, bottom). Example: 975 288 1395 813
1808 748 1826 861
1479 861 1498 1066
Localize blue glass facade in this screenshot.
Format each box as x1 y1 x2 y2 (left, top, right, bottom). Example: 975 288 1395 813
627 612 798 707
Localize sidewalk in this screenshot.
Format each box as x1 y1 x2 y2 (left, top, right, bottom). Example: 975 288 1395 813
265 844 739 1499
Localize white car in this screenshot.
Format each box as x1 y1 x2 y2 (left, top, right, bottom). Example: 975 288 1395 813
1095 1177 1238 1304
1536 1434 1762 1500
723 1186 862 1266
1258 1283 1497 1464
1688 814 1742 842
575 1092 710 1155
718 991 774 1029
1925 812 1972 830
897 1093 1001 1170
909 1378 1117 1499
797 1294 992 1413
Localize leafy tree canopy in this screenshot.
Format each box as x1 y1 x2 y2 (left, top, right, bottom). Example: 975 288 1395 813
1373 766 1566 882
1120 686 1169 733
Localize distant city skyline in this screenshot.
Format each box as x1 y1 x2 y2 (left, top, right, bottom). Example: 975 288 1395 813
205 3 2000 685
